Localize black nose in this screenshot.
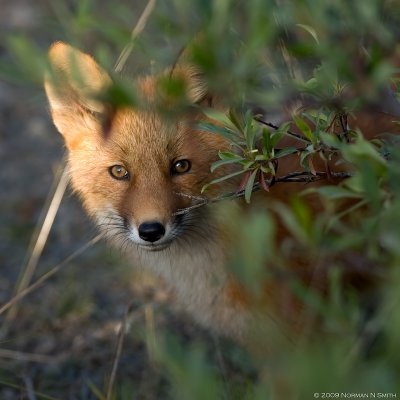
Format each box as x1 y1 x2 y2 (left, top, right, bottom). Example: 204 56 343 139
138 221 165 243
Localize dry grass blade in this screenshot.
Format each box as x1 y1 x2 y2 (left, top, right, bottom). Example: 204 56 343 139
144 304 157 365
1 164 69 335
212 335 231 400
22 375 36 400
0 234 103 316
114 0 157 73
106 302 134 400
0 348 61 364
0 378 61 400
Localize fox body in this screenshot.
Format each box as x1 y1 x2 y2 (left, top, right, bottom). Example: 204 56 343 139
44 42 394 345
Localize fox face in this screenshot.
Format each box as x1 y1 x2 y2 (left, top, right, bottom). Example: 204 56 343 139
79 107 228 253
45 42 230 253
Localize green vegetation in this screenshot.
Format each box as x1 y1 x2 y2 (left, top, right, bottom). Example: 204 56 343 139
1 0 400 398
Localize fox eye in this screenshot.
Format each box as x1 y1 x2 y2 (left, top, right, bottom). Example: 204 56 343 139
109 165 129 180
172 159 191 174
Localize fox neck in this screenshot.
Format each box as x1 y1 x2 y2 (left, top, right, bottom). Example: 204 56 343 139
117 206 249 341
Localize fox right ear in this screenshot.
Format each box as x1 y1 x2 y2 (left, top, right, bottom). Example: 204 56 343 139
44 42 112 147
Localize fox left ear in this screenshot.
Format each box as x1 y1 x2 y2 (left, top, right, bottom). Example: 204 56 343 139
44 41 112 148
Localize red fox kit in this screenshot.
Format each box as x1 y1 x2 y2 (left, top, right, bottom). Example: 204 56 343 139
44 42 392 345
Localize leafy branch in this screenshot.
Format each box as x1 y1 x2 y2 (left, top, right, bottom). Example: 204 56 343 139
174 170 351 216
198 105 357 204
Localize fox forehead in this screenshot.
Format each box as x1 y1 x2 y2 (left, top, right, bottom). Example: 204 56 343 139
100 74 198 163
104 108 197 170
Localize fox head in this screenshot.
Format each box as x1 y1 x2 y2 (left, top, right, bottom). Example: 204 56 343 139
44 42 231 252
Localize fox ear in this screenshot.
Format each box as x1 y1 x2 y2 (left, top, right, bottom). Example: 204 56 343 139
44 42 112 147
171 64 208 104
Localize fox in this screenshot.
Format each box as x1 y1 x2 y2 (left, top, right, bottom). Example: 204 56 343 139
44 41 397 347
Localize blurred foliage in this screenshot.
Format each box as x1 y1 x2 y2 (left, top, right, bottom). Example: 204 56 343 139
2 0 400 398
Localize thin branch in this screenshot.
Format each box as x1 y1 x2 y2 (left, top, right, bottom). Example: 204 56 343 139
0 348 62 364
254 118 311 143
114 0 157 73
1 164 69 336
22 375 36 400
106 302 134 400
0 379 61 400
173 171 351 216
0 234 103 316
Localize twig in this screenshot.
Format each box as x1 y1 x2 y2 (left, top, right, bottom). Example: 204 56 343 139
0 348 62 364
106 302 134 400
0 379 60 400
254 118 311 143
173 170 351 216
22 375 37 400
0 234 103 316
114 0 157 73
212 335 231 400
1 164 69 337
144 304 157 365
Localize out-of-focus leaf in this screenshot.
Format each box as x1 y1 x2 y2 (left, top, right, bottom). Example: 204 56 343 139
210 157 245 172
307 186 364 200
244 169 258 203
219 151 244 160
296 23 320 44
342 135 387 169
197 121 244 146
293 116 314 142
6 36 48 85
202 107 236 129
201 169 244 192
275 147 298 158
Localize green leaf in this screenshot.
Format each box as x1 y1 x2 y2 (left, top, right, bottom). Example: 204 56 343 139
244 111 257 150
300 148 315 171
210 157 245 172
262 128 273 154
228 108 244 132
272 203 309 244
277 121 292 135
270 130 285 148
202 108 235 129
245 169 258 203
268 122 291 148
342 135 387 169
296 23 320 44
218 151 244 160
201 170 245 193
307 186 364 200
320 131 341 148
343 174 365 193
197 122 244 148
242 160 256 170
293 116 313 142
6 36 48 85
275 147 298 158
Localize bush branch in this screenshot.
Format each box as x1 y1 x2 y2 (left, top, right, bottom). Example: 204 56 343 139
254 118 311 143
174 170 351 215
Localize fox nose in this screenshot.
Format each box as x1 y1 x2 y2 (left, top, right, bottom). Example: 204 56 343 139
138 221 165 243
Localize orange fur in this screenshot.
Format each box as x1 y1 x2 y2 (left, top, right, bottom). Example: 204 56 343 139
44 42 397 345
